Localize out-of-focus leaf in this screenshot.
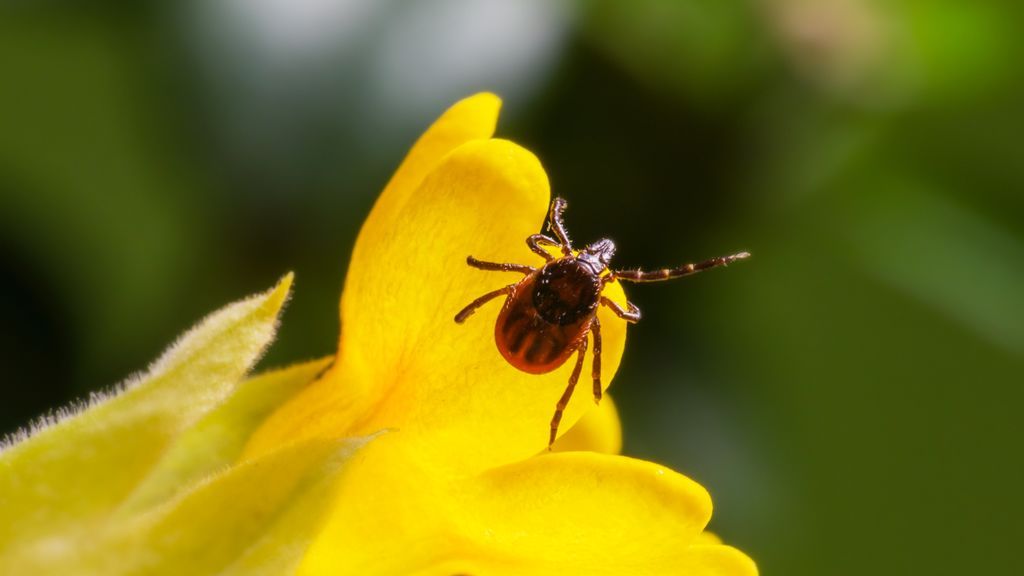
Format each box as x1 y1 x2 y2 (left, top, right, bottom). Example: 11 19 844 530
581 0 766 105
894 2 1018 105
846 182 1024 354
0 13 216 388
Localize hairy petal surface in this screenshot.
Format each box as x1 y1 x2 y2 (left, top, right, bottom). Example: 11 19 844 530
1 436 373 576
119 357 333 513
247 95 630 473
0 275 293 548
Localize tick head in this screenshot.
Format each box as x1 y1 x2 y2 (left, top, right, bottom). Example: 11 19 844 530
580 238 616 274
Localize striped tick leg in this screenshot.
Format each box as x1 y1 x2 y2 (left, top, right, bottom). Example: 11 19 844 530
528 197 577 260
546 197 573 256
526 234 563 261
454 285 513 324
600 296 642 324
549 335 588 449
590 318 602 404
613 251 750 283
466 255 534 275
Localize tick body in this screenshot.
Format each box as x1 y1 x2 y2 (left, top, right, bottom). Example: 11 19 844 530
496 258 601 374
455 197 749 448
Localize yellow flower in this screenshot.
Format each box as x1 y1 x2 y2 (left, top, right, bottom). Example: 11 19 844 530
0 93 756 576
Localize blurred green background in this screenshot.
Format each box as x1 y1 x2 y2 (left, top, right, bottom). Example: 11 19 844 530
2 1 1022 574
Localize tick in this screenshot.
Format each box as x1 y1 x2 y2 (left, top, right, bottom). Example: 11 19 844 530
455 197 749 448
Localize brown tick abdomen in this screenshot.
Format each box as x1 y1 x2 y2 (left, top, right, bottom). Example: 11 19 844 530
494 261 598 374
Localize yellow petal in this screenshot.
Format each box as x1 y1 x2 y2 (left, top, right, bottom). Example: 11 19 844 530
694 530 724 545
0 274 293 547
1 436 375 576
416 545 757 576
118 357 333 513
297 438 750 576
550 392 623 454
247 135 631 472
665 546 758 576
354 91 501 250
463 452 719 573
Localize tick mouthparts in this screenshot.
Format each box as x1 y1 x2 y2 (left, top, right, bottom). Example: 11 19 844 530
733 251 751 260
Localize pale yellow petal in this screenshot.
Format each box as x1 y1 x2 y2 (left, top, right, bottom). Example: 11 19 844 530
0 274 293 547
0 436 374 576
119 357 332 513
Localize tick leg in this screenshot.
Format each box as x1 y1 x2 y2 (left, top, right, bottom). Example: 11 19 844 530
454 285 513 323
612 251 750 283
546 197 574 255
549 336 588 449
600 296 642 324
466 255 534 274
527 234 562 261
591 317 602 405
